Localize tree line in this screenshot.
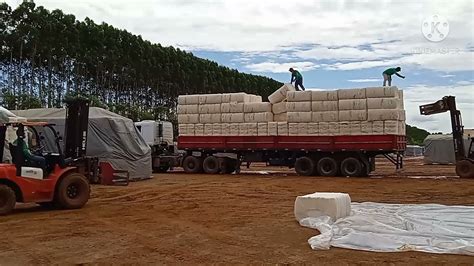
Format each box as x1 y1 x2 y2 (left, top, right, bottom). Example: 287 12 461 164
0 2 282 121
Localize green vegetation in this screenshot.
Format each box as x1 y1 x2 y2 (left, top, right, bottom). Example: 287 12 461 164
406 124 430 145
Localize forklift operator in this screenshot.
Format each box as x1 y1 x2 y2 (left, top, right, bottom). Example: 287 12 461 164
13 126 46 170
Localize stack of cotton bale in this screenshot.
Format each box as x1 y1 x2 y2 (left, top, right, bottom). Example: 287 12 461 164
365 86 406 135
267 83 296 136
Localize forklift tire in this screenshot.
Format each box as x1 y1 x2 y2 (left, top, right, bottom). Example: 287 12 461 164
456 160 474 178
56 173 90 209
0 185 16 215
182 156 203 174
203 156 220 174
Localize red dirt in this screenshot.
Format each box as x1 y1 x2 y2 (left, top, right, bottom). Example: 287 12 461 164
0 158 473 264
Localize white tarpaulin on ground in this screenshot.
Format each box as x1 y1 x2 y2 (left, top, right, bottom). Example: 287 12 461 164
298 202 474 255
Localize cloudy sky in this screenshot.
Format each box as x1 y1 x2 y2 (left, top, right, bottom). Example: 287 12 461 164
6 0 474 133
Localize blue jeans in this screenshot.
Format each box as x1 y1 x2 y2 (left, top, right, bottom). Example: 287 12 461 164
29 155 46 170
295 78 306 91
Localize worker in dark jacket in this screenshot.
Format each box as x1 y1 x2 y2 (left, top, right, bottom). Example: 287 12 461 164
382 67 405 86
13 126 46 170
289 68 306 91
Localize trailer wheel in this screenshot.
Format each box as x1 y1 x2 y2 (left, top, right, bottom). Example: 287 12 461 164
56 173 90 209
154 165 170 173
340 157 363 177
295 156 315 176
219 158 237 174
203 156 220 174
183 156 203 174
0 185 16 215
456 160 474 178
316 157 338 177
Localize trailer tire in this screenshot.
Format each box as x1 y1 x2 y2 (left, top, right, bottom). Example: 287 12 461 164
456 160 474 178
316 157 338 177
295 156 315 176
0 185 16 215
340 157 363 177
219 158 237 174
203 156 220 174
183 156 203 174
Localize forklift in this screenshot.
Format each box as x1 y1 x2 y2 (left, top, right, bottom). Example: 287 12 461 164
420 96 474 178
0 99 97 215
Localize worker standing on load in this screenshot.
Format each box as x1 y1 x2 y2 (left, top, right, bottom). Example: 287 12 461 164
382 67 405 86
289 68 306 91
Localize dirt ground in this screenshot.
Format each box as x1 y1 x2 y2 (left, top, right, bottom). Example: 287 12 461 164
1 158 473 265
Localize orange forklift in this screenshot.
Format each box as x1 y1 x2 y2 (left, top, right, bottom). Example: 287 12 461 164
0 99 95 215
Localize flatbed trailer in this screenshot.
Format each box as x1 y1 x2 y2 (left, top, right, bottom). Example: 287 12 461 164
177 135 406 177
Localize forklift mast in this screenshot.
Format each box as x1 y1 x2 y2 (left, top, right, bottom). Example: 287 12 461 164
64 99 90 159
419 96 466 161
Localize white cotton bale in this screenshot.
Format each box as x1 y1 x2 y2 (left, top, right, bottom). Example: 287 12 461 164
312 90 338 101
367 98 401 109
312 101 338 112
250 95 263 102
268 84 296 104
199 114 221 123
273 113 288 122
365 86 398 98
221 102 244 113
258 122 268 136
244 112 274 123
398 121 406 135
287 101 312 112
244 102 272 113
248 123 258 136
328 122 340 135
178 94 200 105
204 124 213 135
294 192 351 222
360 121 373 135
178 124 188 136
268 122 278 136
339 122 351 135
289 123 299 136
230 123 239 135
199 94 222 104
187 124 195 136
221 123 230 135
307 123 319 135
337 88 366 99
311 111 339 122
338 99 367 110
338 110 367 121
198 104 221 114
384 120 399 134
272 101 287 114
372 121 384 134
399 110 406 121
319 122 329 135
287 91 312 102
298 123 309 135
239 123 248 136
367 109 402 121
194 123 204 135
177 104 199 114
397 90 405 109
350 122 362 135
212 123 222 136
228 92 251 103
178 114 199 124
277 122 289 136
221 113 244 123
288 112 312 123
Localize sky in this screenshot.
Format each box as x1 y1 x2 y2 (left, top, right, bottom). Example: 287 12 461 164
5 0 474 133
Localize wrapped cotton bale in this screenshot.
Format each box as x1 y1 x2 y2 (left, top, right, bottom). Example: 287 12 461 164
398 121 406 135
194 123 204 135
272 101 287 114
178 114 199 124
338 110 367 121
221 123 230 135
338 99 367 110
212 123 222 136
199 104 221 114
177 104 199 114
268 122 278 136
384 120 399 134
367 98 401 109
239 123 248 136
361 121 373 135
221 102 244 113
319 122 329 135
287 91 312 102
178 124 188 136
268 84 295 104
230 123 239 135
397 90 404 109
340 122 351 135
274 113 288 122
199 94 222 104
244 112 274 123
221 113 244 123
187 124 195 136
277 122 289 136
178 94 200 105
289 123 299 136
399 110 406 121
287 102 312 112
350 122 362 135
338 88 366 99
204 124 213 135
311 111 338 122
298 123 309 135
312 101 338 112
294 192 351 222
312 90 338 101
199 114 221 123
222 92 251 103
244 102 272 113
250 95 263 102
248 123 258 136
367 109 403 121
365 86 398 98
328 122 340 135
372 121 384 134
288 112 312 123
258 122 268 136
308 123 319 135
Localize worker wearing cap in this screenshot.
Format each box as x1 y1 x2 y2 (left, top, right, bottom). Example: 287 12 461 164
382 67 405 86
13 126 46 170
289 68 306 91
